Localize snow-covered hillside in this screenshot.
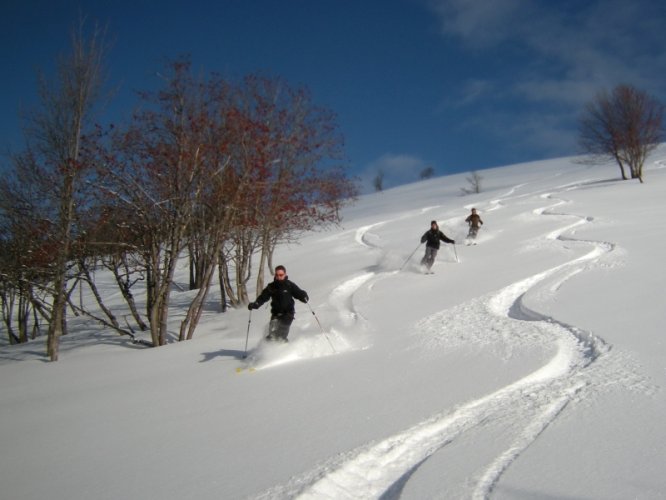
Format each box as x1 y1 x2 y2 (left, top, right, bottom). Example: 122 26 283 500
2 149 665 499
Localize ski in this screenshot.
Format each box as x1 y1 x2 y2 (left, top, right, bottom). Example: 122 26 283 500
235 365 257 374
235 353 258 373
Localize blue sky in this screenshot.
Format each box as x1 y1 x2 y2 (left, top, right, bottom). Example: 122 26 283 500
2 0 665 191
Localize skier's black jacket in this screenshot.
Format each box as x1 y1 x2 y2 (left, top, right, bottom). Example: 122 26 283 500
254 277 308 316
421 228 454 249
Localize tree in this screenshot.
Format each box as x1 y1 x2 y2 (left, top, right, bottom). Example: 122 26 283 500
3 52 357 351
8 21 108 360
0 190 41 344
98 59 215 346
579 84 664 183
420 166 435 179
236 75 356 294
373 169 385 192
96 62 356 344
461 170 482 195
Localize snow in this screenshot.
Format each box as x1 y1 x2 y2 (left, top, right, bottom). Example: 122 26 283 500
2 149 666 499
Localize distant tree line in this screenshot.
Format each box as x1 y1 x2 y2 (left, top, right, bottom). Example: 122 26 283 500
373 165 435 193
0 23 357 360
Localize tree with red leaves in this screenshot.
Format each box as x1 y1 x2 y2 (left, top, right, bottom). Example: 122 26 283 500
2 53 357 352
231 75 357 295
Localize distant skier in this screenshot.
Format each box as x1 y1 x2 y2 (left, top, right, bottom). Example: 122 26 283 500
465 208 483 240
248 265 309 342
420 220 455 272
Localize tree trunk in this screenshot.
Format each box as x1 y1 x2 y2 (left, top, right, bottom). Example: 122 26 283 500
79 260 120 329
47 172 76 361
218 260 228 313
256 241 268 296
180 250 219 340
108 259 148 331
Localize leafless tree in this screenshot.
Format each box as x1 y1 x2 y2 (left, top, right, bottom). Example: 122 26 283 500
4 21 108 360
0 163 55 344
579 84 664 183
420 166 435 179
461 170 482 195
373 170 385 192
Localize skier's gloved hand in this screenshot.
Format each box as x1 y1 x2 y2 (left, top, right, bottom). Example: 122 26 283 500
451 240 456 244
248 302 258 310
303 293 309 303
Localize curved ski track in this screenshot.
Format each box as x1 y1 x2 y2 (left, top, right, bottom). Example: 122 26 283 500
257 180 647 500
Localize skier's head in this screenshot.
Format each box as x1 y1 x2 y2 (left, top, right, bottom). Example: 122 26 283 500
471 208 477 214
430 220 438 230
274 265 287 281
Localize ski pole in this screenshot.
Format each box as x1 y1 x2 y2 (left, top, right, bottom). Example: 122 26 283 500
400 242 423 271
307 302 336 354
243 310 252 359
452 243 459 263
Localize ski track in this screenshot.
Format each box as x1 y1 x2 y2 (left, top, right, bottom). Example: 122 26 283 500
256 179 649 499
356 223 387 249
329 273 375 327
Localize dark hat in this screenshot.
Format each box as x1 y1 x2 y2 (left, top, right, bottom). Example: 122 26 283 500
430 220 437 225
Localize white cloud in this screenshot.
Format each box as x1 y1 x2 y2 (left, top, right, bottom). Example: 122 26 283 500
429 0 528 48
456 79 496 107
428 0 666 161
430 0 666 100
514 79 599 108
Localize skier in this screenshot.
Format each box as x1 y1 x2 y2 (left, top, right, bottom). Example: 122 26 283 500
420 220 455 272
465 208 483 240
247 265 309 342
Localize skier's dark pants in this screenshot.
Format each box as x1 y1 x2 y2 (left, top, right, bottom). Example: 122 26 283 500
268 314 294 341
468 226 479 239
421 246 438 269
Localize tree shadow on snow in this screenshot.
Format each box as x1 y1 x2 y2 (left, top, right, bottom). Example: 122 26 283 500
199 348 246 362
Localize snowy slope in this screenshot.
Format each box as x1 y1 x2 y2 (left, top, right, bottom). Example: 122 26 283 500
1 149 665 499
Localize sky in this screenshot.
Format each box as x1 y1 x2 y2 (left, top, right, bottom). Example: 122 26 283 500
2 147 666 499
2 0 666 190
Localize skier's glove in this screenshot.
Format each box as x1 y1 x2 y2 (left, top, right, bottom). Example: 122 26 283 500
303 293 309 303
451 240 456 244
248 302 258 310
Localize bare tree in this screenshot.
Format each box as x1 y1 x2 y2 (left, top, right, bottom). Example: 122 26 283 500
420 166 435 179
9 21 108 360
461 170 482 195
579 84 664 183
373 169 385 192
0 161 56 344
0 213 32 344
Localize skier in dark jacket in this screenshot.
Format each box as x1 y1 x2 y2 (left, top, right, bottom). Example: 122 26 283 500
465 208 483 239
420 220 455 271
248 265 309 342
